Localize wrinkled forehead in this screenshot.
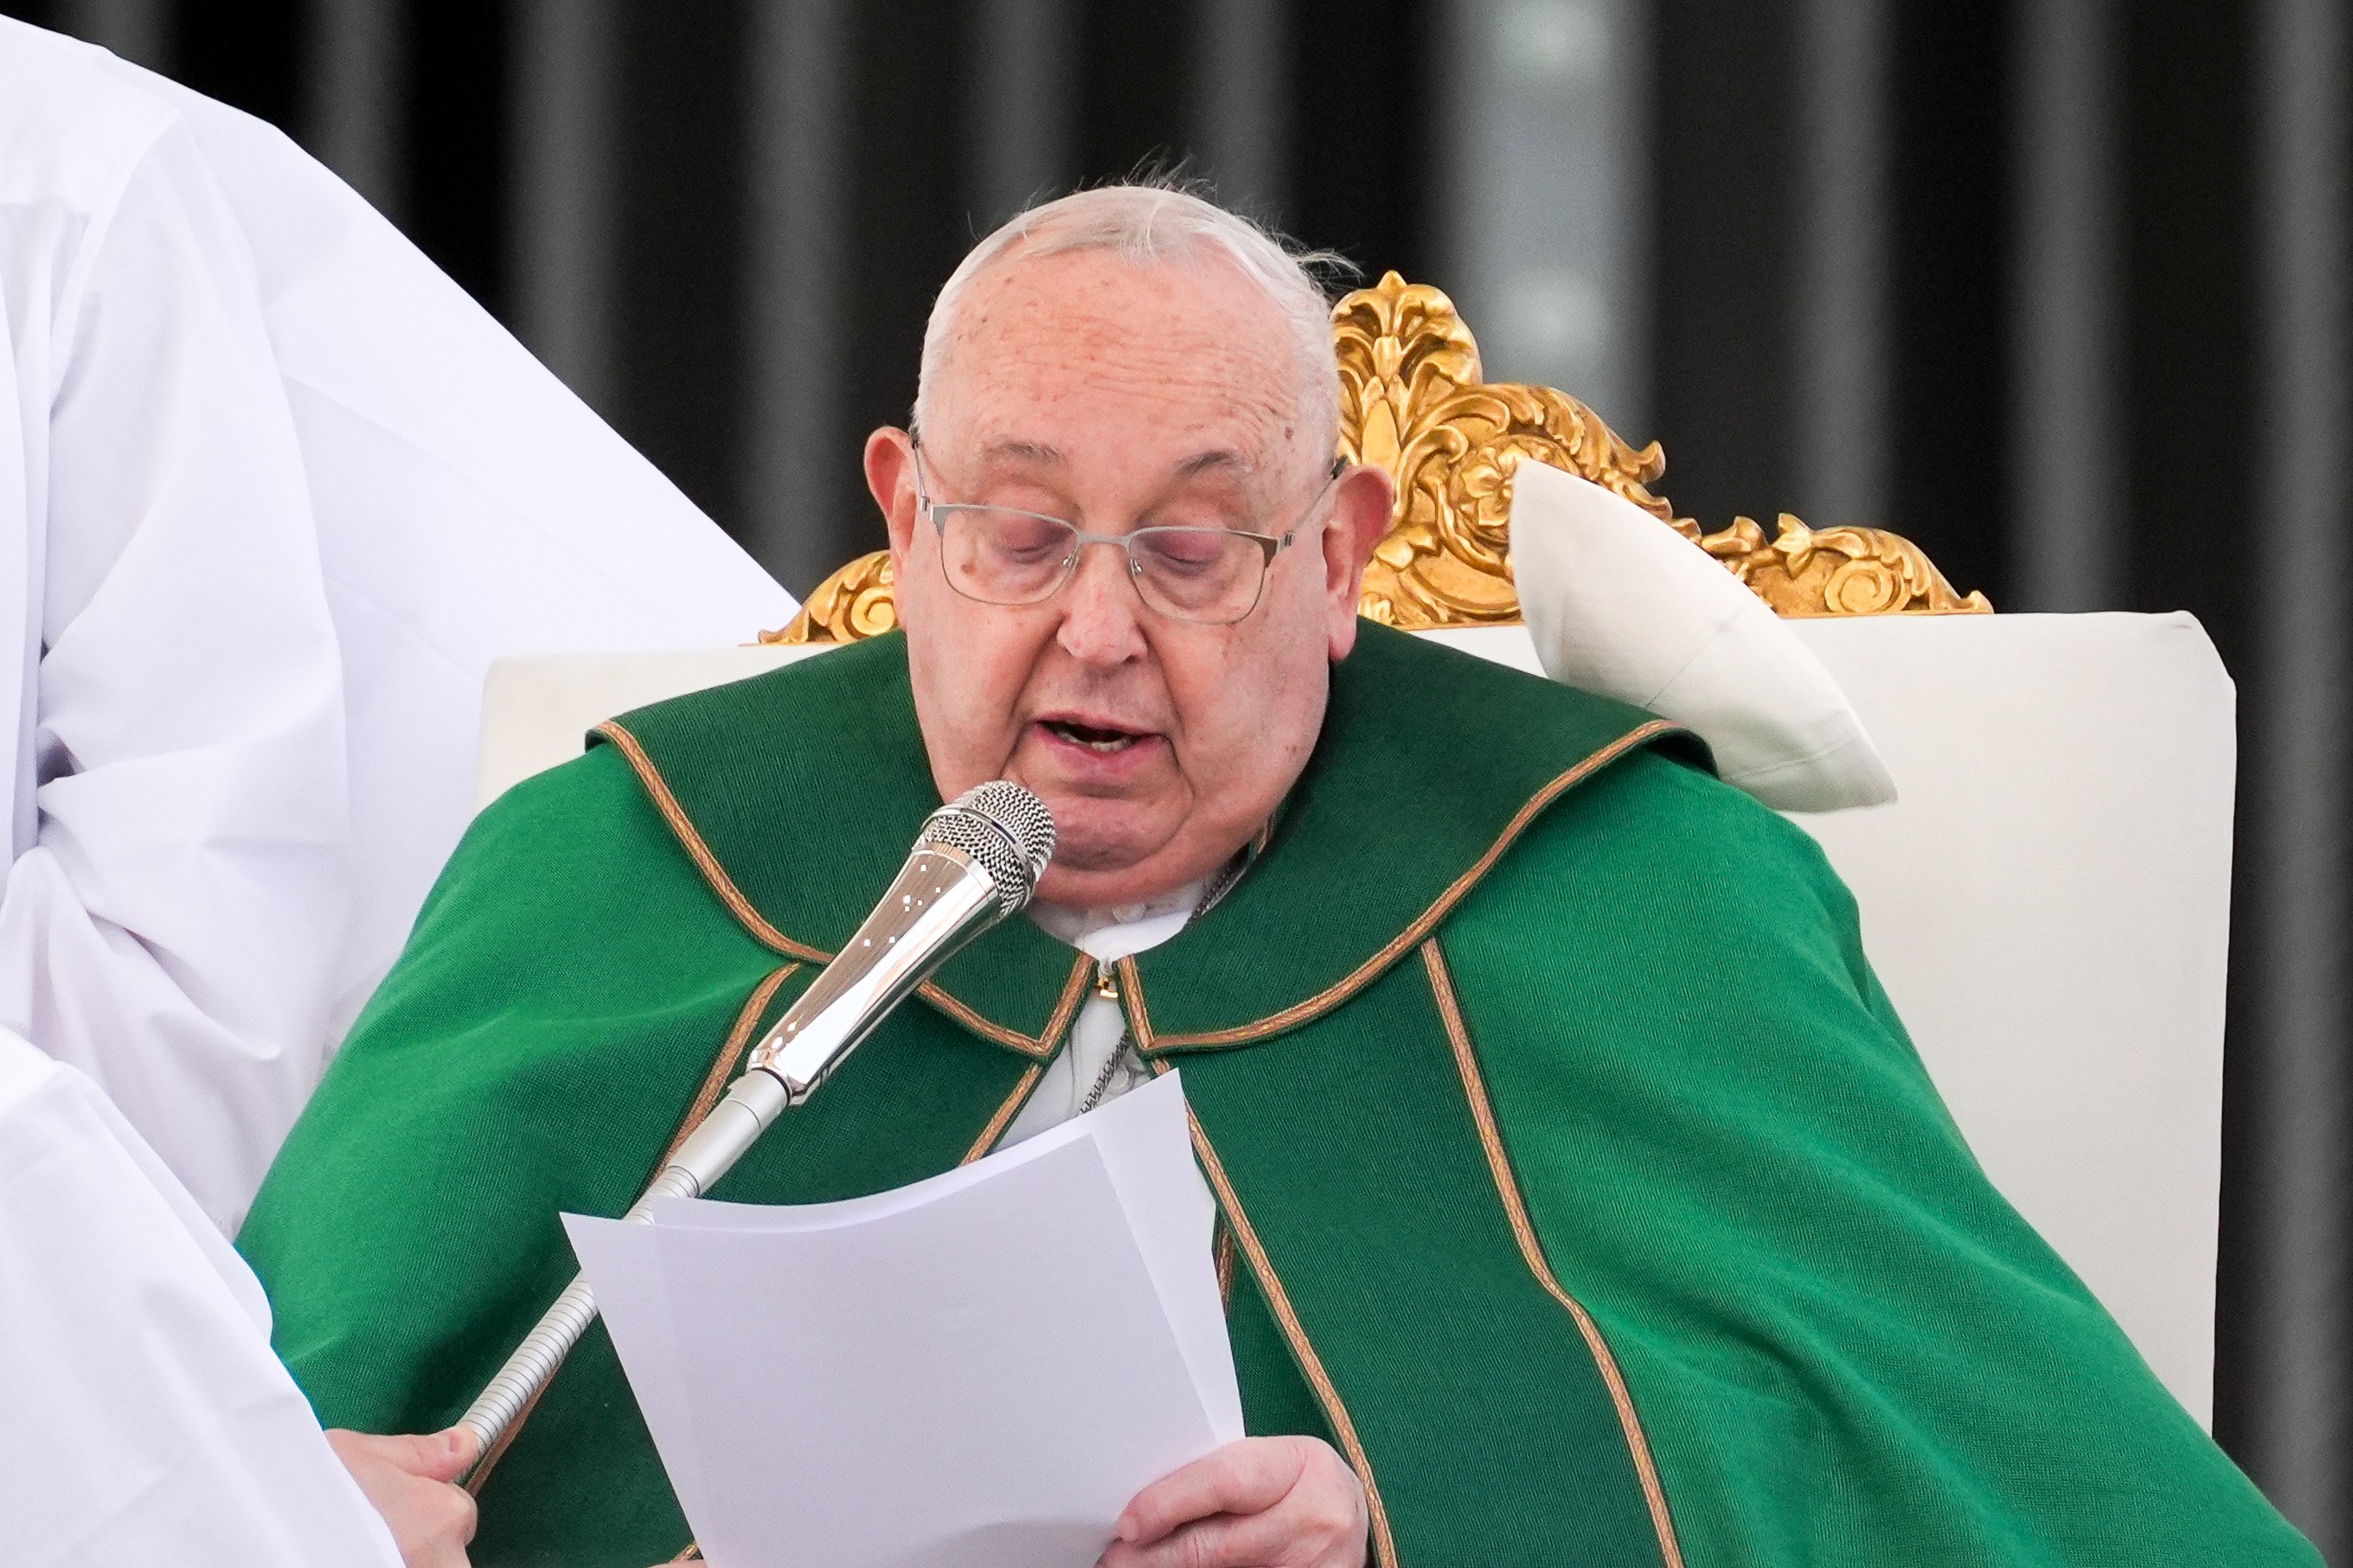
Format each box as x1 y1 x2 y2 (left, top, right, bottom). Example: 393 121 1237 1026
923 250 1324 494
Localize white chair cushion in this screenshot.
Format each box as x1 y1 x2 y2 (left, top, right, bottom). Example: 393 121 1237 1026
1507 460 1896 812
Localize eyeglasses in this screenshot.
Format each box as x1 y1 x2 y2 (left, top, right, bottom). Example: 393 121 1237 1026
913 448 1339 626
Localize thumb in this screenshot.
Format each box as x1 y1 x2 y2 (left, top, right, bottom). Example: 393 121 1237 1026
354 1425 478 1482
419 1424 482 1482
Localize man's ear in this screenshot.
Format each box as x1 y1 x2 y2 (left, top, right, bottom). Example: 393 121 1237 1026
1322 464 1394 661
866 428 920 562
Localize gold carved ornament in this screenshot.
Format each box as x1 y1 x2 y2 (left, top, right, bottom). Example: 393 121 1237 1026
772 549 899 643
765 271 1986 644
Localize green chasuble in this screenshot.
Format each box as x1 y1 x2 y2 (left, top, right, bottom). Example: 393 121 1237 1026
240 624 2313 1568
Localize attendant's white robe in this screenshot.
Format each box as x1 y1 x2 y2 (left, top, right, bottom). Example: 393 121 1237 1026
0 28 349 1234
0 17 794 1230
117 53 798 1038
0 1028 404 1566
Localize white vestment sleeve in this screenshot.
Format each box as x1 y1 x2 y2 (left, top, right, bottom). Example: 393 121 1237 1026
0 15 796 1242
126 61 798 1028
0 98 349 1233
0 1034 401 1567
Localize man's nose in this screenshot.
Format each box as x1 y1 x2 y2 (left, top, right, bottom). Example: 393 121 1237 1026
1055 540 1149 667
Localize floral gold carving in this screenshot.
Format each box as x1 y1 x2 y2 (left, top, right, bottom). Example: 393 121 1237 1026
1691 514 1991 618
762 549 896 644
1335 272 1676 629
1331 271 1987 626
763 272 1988 643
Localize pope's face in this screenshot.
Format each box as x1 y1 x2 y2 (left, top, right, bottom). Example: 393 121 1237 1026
869 248 1393 910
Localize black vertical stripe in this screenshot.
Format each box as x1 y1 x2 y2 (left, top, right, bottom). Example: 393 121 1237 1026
1079 0 1196 183
2147 0 2287 1494
1649 0 1801 523
827 0 972 573
608 0 747 534
174 0 302 130
1280 0 1431 282
2119 0 2257 656
402 0 510 323
1885 0 2011 607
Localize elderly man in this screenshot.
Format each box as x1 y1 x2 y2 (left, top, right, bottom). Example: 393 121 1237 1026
241 186 2313 1567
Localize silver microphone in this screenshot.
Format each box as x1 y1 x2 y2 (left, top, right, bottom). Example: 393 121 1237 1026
456 781 1055 1466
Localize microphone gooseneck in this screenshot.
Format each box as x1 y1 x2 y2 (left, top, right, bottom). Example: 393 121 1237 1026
456 781 1055 1468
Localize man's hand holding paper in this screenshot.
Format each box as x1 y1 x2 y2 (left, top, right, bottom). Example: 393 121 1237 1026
1105 1437 1368 1568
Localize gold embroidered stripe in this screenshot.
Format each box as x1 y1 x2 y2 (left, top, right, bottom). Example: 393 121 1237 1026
652 962 800 1176
961 1064 1044 1163
1176 1094 1400 1568
1133 720 1677 1052
1420 937 1686 1568
464 1373 548 1498
467 960 805 1501
595 720 824 963
920 953 1093 1060
602 719 1090 1058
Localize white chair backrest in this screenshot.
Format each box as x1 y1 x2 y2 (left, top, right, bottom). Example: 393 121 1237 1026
477 645 823 809
478 610 2232 1424
1787 611 2232 1427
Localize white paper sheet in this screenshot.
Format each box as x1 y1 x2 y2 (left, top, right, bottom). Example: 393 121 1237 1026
565 1072 1242 1568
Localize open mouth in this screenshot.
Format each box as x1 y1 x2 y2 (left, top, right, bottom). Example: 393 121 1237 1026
1040 718 1148 754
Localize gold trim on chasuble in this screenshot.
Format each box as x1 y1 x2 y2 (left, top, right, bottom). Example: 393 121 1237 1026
592 720 825 964
1153 1072 1402 1568
1421 938 1687 1568
652 961 803 1174
1117 718 1678 1053
651 963 805 1567
961 1064 1046 1163
485 726 1087 1550
465 1366 548 1498
593 718 1094 1061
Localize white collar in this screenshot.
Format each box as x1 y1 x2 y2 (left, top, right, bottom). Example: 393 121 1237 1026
1027 877 1209 964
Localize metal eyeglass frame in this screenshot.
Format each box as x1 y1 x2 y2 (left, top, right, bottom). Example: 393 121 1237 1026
910 444 1344 627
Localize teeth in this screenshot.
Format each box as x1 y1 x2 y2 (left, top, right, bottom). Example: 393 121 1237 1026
1047 720 1138 753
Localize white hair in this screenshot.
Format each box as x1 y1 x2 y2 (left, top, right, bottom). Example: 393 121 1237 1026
914 182 1350 477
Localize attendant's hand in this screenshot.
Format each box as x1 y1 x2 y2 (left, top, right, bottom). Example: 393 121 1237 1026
325 1425 481 1568
1100 1435 1367 1568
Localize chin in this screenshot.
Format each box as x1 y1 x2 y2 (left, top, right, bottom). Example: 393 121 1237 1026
1029 806 1182 902
1029 788 1149 850
1043 825 1169 882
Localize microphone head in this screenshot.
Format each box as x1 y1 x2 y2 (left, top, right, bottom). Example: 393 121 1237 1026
918 781 1056 915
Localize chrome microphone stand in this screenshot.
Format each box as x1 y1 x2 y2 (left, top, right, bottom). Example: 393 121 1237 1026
455 782 1055 1472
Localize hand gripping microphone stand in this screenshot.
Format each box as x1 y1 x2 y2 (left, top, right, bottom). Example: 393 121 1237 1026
454 780 1056 1471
